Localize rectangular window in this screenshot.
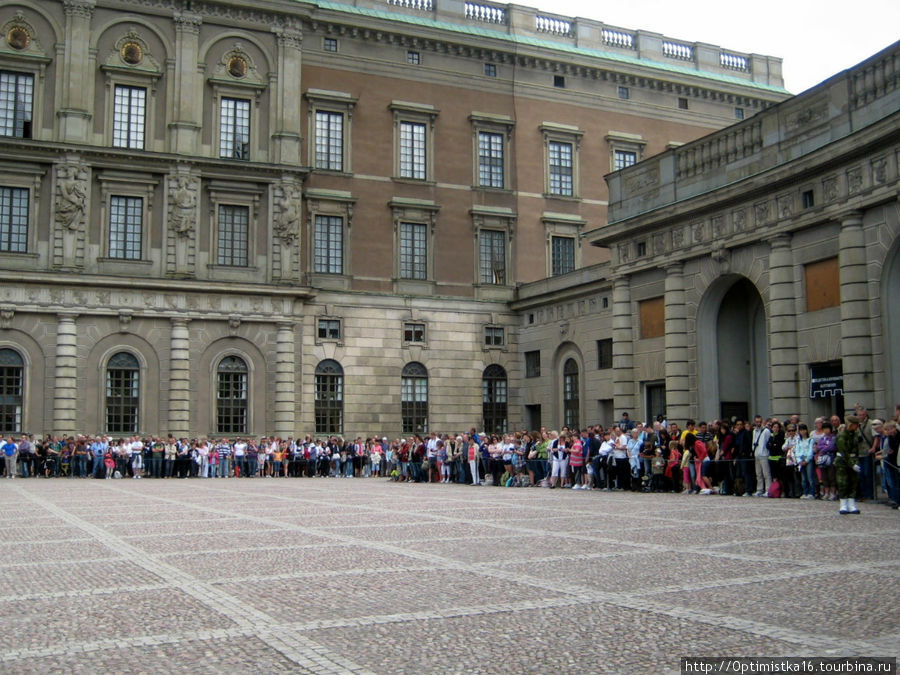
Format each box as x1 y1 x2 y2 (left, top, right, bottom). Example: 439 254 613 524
219 97 250 160
548 141 573 196
400 222 427 280
112 85 146 149
678 97 689 110
217 204 249 266
317 319 341 340
0 71 33 138
314 214 343 274
323 37 338 52
525 350 541 378
805 257 840 312
639 296 665 339
734 107 745 120
617 86 629 100
478 131 504 188
597 338 613 369
403 322 425 343
484 326 504 347
614 150 637 170
551 236 575 276
802 190 815 209
484 63 497 77
553 75 565 88
407 50 420 65
0 187 28 253
479 229 506 285
399 121 426 180
314 111 344 171
108 196 142 260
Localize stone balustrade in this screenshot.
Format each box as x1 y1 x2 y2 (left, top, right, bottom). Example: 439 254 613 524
368 0 783 87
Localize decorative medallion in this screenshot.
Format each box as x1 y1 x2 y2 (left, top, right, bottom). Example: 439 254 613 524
6 26 29 50
120 41 143 65
227 55 247 78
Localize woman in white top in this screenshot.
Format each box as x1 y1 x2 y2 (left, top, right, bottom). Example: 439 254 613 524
549 431 568 489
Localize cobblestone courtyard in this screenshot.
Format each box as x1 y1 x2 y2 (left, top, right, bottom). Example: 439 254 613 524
2 478 898 673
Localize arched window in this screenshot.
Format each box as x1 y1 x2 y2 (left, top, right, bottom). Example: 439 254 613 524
0 348 24 433
216 355 248 434
315 359 343 434
401 362 428 434
105 351 139 433
482 364 508 433
563 358 579 429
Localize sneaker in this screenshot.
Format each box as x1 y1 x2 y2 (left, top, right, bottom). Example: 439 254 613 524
743 493 752 497
681 489 690 495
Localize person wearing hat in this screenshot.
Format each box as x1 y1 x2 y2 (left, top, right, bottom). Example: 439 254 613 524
835 415 864 514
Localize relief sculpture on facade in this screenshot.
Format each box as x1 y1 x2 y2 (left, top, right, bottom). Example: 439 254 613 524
55 164 88 230
273 184 302 245
168 175 199 237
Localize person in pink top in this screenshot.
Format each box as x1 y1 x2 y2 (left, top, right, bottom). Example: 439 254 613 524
685 432 715 494
569 432 586 490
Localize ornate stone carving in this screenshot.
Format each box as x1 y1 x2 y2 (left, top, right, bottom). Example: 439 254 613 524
2 13 45 56
173 11 202 34
847 166 863 195
118 311 133 332
711 214 726 238
63 0 95 19
168 174 199 237
754 200 770 226
777 193 793 220
273 184 301 245
55 164 88 230
822 175 838 202
732 208 746 231
671 227 684 248
785 100 828 132
617 243 629 264
652 233 666 255
0 305 14 329
228 314 241 333
691 221 705 243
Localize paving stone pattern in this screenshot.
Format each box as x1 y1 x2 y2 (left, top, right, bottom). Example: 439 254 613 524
1 479 898 673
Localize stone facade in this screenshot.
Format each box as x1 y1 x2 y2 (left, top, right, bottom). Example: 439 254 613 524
0 0 789 437
516 41 900 427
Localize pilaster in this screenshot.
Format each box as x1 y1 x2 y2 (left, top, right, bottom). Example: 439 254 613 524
271 27 303 165
274 322 296 438
168 318 191 437
170 11 203 154
612 275 635 414
53 313 79 435
767 234 800 418
58 0 95 142
664 262 690 423
838 211 873 404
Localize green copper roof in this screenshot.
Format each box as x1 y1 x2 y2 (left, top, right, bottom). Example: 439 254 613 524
305 0 789 94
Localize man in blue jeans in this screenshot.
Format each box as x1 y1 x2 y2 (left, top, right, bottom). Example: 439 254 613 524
3 436 18 478
90 436 107 479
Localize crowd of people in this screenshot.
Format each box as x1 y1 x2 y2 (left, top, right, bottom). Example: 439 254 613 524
3 404 898 515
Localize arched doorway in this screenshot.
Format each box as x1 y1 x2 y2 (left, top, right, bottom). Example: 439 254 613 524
698 277 768 422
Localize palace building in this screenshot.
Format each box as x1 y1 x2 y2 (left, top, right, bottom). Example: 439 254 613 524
516 41 899 427
0 0 801 437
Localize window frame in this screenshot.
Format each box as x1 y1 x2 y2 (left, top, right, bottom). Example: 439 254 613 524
562 358 580 429
525 350 541 379
215 203 250 267
540 122 583 199
207 182 261 273
482 364 508 434
207 49 266 162
390 101 438 183
215 355 249 435
314 359 344 435
597 338 613 370
403 321 426 345
0 22 51 142
470 112 514 191
218 96 251 161
306 190 356 290
0 347 24 434
97 172 157 264
111 83 147 150
390 197 439 293
606 131 646 173
543 213 585 277
104 351 140 435
483 325 505 349
306 89 357 174
316 317 342 343
401 362 428 434
0 185 29 254
0 70 34 139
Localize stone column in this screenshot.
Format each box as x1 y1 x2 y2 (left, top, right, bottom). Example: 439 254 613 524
664 262 690 423
271 27 303 165
59 0 95 142
838 211 874 404
612 275 636 415
53 313 78 435
168 319 191 437
170 11 203 154
767 234 801 418
274 322 296 438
